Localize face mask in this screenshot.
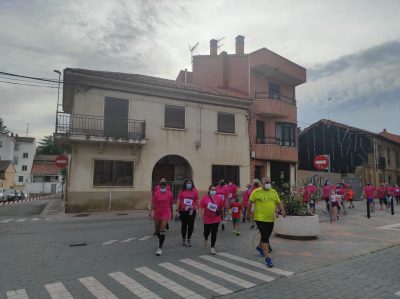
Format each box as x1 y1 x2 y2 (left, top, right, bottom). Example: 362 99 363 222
210 190 216 197
265 183 271 190
160 188 166 193
186 183 192 189
229 182 233 185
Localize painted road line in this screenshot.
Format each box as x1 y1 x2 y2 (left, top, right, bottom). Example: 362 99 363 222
16 219 26 222
31 218 40 221
1 219 14 223
102 240 119 245
377 223 400 231
121 237 136 243
109 271 161 299
6 289 29 299
78 276 118 299
135 266 205 299
160 262 232 295
138 236 152 241
395 290 400 296
217 252 294 276
45 282 74 299
180 259 255 289
200 255 275 282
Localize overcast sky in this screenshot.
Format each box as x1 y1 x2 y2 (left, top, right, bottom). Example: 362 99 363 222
1 0 399 142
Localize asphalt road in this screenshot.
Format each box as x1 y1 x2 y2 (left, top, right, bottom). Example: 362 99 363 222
0 200 48 218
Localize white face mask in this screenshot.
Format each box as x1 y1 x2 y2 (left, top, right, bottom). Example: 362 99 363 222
210 190 216 197
160 187 166 193
264 183 271 190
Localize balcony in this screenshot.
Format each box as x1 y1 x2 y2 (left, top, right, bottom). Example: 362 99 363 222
254 137 297 162
254 92 297 120
54 112 147 145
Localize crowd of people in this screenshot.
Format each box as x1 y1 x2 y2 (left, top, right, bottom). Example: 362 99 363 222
150 177 285 268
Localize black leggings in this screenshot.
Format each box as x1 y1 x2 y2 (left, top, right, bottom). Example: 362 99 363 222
204 222 219 247
256 221 274 244
179 210 196 240
396 196 400 204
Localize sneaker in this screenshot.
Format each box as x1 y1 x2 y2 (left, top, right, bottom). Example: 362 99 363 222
156 248 162 256
182 239 186 246
265 257 273 268
221 222 225 231
232 230 237 233
186 239 191 247
210 247 216 255
256 246 265 257
236 232 240 236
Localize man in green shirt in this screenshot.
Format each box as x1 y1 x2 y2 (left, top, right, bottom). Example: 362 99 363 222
246 177 286 267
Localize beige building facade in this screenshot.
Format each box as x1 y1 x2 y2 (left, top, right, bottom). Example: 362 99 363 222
55 69 251 212
0 160 15 189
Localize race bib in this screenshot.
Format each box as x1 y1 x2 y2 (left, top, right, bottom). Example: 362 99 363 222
232 207 239 213
207 202 217 212
228 194 233 198
183 198 193 206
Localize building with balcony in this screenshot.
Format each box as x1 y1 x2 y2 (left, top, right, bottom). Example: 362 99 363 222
177 36 306 186
55 68 251 212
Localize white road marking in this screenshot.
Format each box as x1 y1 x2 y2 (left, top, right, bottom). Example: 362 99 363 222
135 266 205 299
199 255 275 282
31 218 40 221
160 262 232 295
6 289 29 299
45 282 74 299
395 290 400 296
78 276 118 299
217 252 294 276
1 219 14 223
138 236 152 241
180 258 256 289
377 223 400 231
102 240 118 245
109 271 161 299
16 219 26 222
121 237 136 243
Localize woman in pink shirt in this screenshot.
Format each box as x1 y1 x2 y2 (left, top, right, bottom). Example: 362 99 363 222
362 183 376 212
199 185 226 255
176 179 199 247
150 182 173 256
377 184 388 210
216 180 228 231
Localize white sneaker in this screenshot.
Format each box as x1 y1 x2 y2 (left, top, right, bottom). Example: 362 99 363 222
210 247 216 255
156 247 162 256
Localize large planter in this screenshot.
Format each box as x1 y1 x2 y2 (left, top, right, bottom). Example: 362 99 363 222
274 215 319 239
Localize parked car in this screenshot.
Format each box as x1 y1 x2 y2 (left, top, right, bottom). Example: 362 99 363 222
4 189 16 201
15 190 22 200
0 188 6 202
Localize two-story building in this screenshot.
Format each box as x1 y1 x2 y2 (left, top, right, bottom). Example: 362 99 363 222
177 36 306 187
55 68 251 212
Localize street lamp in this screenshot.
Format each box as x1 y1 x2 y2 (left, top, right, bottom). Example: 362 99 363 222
54 70 61 133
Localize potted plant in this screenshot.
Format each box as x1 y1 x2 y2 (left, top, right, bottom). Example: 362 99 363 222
273 183 320 239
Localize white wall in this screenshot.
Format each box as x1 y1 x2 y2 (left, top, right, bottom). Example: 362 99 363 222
25 182 63 194
14 141 36 186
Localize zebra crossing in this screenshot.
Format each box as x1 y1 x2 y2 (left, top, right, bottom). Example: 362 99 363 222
0 218 51 224
5 252 294 299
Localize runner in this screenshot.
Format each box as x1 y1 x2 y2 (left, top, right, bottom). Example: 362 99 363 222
330 190 340 221
245 177 286 268
304 183 317 214
361 182 375 213
199 185 226 255
176 179 199 247
152 178 172 230
150 181 173 256
347 185 355 209
242 184 251 222
322 181 335 213
230 196 242 236
385 183 394 209
216 180 228 231
395 184 400 205
377 183 388 210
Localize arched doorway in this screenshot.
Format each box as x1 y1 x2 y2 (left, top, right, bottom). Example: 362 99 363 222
152 155 193 200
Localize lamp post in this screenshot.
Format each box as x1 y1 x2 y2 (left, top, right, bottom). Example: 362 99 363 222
54 70 61 133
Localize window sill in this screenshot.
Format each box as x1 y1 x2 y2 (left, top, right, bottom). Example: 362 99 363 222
215 131 237 136
162 127 187 132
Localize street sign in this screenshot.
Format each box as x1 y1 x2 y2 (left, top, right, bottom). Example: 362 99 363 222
55 155 68 168
313 155 329 170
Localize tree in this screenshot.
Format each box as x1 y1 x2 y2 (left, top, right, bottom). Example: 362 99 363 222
36 135 65 155
0 118 9 134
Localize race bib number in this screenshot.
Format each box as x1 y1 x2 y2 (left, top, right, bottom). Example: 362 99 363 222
207 202 217 212
183 198 193 206
228 194 233 198
232 207 239 213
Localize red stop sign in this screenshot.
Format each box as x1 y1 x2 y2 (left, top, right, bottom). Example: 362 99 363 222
313 155 329 170
55 155 68 168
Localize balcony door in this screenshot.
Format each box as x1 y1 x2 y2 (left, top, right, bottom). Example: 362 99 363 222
104 97 129 138
256 120 265 144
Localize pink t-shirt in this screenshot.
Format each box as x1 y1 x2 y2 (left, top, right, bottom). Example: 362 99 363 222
226 184 237 200
303 185 316 202
386 186 394 195
216 186 228 202
243 189 251 207
395 187 400 196
323 185 331 198
377 187 386 198
364 186 375 199
152 190 173 220
177 189 199 211
200 194 226 224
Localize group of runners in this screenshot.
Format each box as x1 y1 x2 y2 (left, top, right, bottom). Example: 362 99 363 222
150 177 285 268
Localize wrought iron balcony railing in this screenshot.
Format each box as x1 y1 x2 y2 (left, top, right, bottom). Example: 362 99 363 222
256 136 296 147
56 112 146 140
254 91 296 105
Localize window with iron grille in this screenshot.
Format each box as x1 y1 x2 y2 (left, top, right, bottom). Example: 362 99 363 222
276 122 296 147
93 160 133 186
269 82 280 100
22 165 27 171
165 105 185 129
217 112 235 134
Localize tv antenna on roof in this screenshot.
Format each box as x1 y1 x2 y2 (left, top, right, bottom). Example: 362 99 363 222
189 42 199 69
25 123 30 137
217 37 225 50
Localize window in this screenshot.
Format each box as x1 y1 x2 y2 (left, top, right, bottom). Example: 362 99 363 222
256 120 265 144
22 165 27 171
254 165 263 180
14 143 20 151
217 112 235 134
212 165 240 186
276 123 296 147
164 105 185 129
23 153 28 158
13 156 19 165
93 160 133 186
18 176 23 182
269 82 280 100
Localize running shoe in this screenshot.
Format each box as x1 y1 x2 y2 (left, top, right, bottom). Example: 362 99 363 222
256 246 265 257
210 247 216 255
186 239 191 247
264 257 273 268
236 232 240 236
182 239 186 246
156 248 162 256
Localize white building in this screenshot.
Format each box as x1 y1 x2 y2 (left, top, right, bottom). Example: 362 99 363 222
55 68 251 213
26 155 63 194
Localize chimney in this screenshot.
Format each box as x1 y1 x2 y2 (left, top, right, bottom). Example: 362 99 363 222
210 39 218 56
235 35 245 55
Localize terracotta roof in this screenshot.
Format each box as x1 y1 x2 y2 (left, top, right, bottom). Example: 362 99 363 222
0 160 13 172
66 68 251 101
31 162 60 175
15 137 35 143
379 130 400 144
